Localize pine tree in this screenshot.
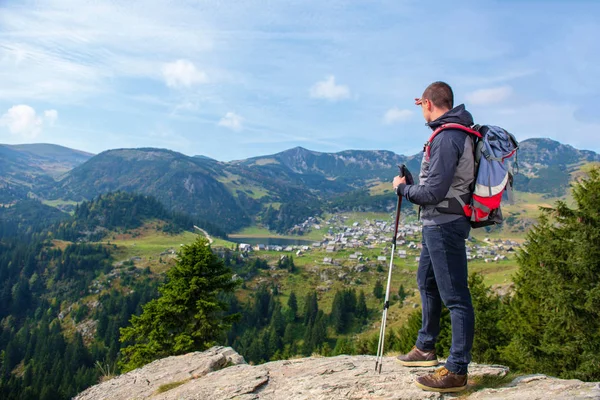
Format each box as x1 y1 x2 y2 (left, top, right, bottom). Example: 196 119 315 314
119 237 240 372
344 289 357 313
303 291 318 326
288 255 296 273
270 303 285 337
310 311 327 350
287 292 298 321
302 323 314 355
468 273 508 364
332 338 355 356
356 290 368 323
320 342 332 357
397 284 407 302
330 290 345 333
501 168 600 381
373 280 384 299
268 328 281 359
283 323 295 345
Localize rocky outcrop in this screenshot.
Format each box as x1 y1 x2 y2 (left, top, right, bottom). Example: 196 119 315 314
75 347 600 400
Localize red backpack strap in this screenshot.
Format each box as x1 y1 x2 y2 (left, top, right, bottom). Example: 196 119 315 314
425 123 482 160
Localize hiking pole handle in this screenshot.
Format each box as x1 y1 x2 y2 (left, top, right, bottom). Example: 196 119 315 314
399 164 407 178
398 164 413 185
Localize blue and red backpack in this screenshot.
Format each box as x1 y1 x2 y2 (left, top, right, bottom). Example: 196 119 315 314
426 123 519 228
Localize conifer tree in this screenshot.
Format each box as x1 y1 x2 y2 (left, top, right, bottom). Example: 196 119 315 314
270 303 285 337
332 337 355 356
283 323 295 345
356 290 368 322
398 284 407 302
302 323 314 355
320 341 332 356
119 237 239 372
268 328 281 358
303 291 318 326
330 290 345 333
502 168 600 381
310 311 327 350
373 280 384 299
287 292 298 321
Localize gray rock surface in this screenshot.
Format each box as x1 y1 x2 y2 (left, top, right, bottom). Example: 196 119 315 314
74 346 245 400
75 347 600 400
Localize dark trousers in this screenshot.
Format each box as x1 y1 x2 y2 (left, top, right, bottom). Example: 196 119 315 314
415 217 474 375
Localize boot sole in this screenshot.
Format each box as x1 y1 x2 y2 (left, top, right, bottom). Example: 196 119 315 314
396 359 439 367
415 381 467 393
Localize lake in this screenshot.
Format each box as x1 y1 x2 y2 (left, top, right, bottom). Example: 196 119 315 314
228 236 315 246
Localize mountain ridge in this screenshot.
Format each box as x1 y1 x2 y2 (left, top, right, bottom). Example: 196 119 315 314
3 137 598 232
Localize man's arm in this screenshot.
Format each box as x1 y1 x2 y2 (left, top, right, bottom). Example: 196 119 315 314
395 132 462 206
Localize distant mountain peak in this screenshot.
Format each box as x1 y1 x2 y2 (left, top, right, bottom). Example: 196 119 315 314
280 146 319 156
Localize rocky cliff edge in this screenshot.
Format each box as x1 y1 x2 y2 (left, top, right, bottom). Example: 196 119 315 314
74 346 600 400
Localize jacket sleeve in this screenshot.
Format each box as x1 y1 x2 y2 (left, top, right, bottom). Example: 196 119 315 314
397 132 462 206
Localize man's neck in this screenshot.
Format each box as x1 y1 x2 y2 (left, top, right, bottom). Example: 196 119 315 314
429 108 450 123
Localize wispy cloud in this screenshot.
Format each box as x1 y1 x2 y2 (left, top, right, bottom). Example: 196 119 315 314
0 105 57 139
383 107 413 124
218 112 244 131
309 76 351 101
466 86 513 106
0 1 214 102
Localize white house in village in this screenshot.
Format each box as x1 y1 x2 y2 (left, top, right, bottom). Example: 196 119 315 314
239 243 252 252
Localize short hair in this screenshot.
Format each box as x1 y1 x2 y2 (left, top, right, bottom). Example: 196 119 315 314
422 81 453 110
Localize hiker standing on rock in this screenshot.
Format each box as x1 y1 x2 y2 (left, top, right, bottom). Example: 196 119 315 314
392 81 475 393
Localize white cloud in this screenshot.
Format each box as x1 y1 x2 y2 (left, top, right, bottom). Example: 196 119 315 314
218 112 243 131
163 59 208 89
0 105 58 139
44 109 58 126
383 107 413 124
309 75 351 101
466 86 513 106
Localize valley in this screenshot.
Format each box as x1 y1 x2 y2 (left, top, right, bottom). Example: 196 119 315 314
0 139 596 399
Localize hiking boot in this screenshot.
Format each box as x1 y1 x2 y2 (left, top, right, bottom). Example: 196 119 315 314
415 366 468 393
396 346 439 367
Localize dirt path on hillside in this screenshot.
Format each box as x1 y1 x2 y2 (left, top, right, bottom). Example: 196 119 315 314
194 225 214 244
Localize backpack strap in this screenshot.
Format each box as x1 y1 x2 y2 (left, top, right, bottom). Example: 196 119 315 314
425 123 482 160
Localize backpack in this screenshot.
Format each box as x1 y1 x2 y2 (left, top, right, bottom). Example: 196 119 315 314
426 123 519 228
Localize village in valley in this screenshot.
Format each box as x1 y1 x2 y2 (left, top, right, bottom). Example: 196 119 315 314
235 213 522 267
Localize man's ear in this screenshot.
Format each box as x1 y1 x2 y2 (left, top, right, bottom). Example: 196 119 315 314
424 99 432 112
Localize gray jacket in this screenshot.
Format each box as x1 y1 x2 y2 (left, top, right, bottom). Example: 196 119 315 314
396 104 476 226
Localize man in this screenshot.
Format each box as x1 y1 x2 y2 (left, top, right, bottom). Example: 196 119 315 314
392 81 475 393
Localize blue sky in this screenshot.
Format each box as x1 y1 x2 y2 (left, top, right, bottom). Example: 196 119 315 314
0 0 599 161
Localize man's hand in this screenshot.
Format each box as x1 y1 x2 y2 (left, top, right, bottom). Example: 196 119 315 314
393 175 406 191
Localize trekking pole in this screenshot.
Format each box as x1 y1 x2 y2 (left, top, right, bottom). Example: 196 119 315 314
375 164 407 374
